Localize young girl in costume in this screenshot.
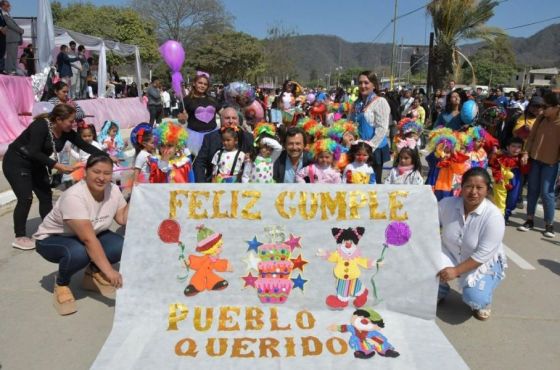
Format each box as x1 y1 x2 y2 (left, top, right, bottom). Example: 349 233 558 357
242 122 282 183
130 123 155 184
342 141 376 184
67 122 102 182
296 138 342 184
327 119 358 171
393 118 422 154
151 121 194 183
384 147 423 185
465 126 489 169
490 137 530 222
211 127 246 183
429 130 471 200
425 128 458 188
98 120 125 157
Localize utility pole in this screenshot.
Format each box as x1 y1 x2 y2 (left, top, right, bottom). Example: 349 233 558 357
426 32 434 101
390 0 398 89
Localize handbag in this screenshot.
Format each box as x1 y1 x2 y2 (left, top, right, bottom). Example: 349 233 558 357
46 121 63 188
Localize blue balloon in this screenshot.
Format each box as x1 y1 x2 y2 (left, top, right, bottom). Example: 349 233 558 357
460 100 479 125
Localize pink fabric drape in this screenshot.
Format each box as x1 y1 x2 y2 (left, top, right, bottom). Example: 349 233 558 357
0 75 34 155
77 97 149 131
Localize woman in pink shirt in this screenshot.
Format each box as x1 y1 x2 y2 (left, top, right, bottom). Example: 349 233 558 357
34 154 129 315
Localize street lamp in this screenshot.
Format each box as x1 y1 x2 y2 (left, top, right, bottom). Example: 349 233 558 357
335 66 343 87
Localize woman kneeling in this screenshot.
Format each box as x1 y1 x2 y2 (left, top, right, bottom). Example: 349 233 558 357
34 154 129 315
437 168 507 321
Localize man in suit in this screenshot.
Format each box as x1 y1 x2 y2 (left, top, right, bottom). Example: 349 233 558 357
193 107 254 182
0 1 23 75
273 126 312 183
0 1 7 73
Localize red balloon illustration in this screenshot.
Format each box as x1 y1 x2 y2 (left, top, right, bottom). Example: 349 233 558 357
158 219 181 244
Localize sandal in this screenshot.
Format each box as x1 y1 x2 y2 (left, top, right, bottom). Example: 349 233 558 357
82 265 116 298
53 284 77 316
473 307 491 321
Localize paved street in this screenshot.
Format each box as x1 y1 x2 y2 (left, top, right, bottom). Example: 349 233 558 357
0 195 558 369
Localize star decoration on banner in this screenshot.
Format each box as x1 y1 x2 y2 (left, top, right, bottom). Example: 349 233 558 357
241 272 258 288
291 273 308 291
246 236 263 253
242 252 260 272
290 254 308 272
285 234 302 252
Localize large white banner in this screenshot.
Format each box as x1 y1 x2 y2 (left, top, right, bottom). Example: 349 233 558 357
92 184 467 369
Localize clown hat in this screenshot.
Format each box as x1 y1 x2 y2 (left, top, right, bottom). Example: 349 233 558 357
195 224 222 252
362 307 383 322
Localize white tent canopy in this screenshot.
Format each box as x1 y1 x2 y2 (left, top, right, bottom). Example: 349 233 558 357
17 7 142 98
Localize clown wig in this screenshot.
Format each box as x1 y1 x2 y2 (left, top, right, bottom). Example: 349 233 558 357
397 117 423 136
154 120 188 149
253 122 277 141
326 119 358 144
427 128 459 157
309 138 343 161
297 117 324 140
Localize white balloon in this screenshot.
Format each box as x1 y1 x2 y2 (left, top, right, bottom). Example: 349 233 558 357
32 102 55 117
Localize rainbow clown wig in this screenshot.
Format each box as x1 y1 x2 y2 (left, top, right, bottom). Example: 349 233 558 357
154 120 188 149
326 119 358 144
427 128 459 158
297 117 325 141
253 122 277 142
397 118 423 136
309 138 343 161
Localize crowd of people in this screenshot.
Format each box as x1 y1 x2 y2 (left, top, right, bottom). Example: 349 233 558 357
3 68 559 319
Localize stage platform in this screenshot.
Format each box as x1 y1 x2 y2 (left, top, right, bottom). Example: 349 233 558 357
0 74 149 155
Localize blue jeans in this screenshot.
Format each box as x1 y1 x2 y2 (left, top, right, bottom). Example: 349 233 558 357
36 230 123 286
438 259 505 310
526 159 559 224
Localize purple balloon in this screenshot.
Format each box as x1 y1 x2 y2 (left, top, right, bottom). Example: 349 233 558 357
159 40 185 72
385 221 412 247
171 71 184 98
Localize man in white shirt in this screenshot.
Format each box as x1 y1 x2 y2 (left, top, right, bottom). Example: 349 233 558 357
68 41 82 99
161 87 171 117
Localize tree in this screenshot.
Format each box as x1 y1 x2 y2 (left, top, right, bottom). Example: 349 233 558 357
462 35 517 86
52 2 159 64
338 67 364 87
190 31 265 84
262 23 298 84
131 0 233 48
309 69 318 84
427 0 504 89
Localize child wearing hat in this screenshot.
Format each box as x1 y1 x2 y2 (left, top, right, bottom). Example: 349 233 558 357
184 225 233 296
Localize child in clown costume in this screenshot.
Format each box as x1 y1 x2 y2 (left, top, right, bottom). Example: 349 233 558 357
150 120 195 183
328 308 400 359
490 137 530 222
296 138 342 184
465 126 489 169
326 119 359 172
184 225 233 297
242 122 282 183
393 117 422 154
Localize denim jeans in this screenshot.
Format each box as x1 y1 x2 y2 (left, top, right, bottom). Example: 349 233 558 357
526 159 559 224
438 259 505 310
36 230 123 286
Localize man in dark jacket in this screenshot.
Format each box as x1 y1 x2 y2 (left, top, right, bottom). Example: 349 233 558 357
193 107 254 182
0 4 6 73
56 45 79 85
1 0 23 75
273 126 312 183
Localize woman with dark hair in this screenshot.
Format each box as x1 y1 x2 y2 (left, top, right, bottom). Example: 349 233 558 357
47 81 86 121
182 73 221 156
2 104 105 250
518 92 560 238
437 167 507 321
34 154 128 315
351 70 391 183
434 90 464 130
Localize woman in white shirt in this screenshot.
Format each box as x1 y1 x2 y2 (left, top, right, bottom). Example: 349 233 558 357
437 167 507 321
34 154 129 315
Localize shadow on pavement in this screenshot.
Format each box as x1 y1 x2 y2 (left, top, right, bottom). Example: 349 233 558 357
538 259 560 276
26 217 43 237
436 289 472 325
39 271 116 307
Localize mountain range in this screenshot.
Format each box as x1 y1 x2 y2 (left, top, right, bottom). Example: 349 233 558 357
278 23 560 82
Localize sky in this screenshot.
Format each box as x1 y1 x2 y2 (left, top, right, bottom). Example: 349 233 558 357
12 0 560 45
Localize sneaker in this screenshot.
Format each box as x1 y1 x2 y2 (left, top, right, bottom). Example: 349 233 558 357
473 307 491 321
543 225 555 238
517 220 534 232
12 237 36 250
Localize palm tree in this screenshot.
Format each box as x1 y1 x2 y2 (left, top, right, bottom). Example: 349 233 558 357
427 0 504 89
